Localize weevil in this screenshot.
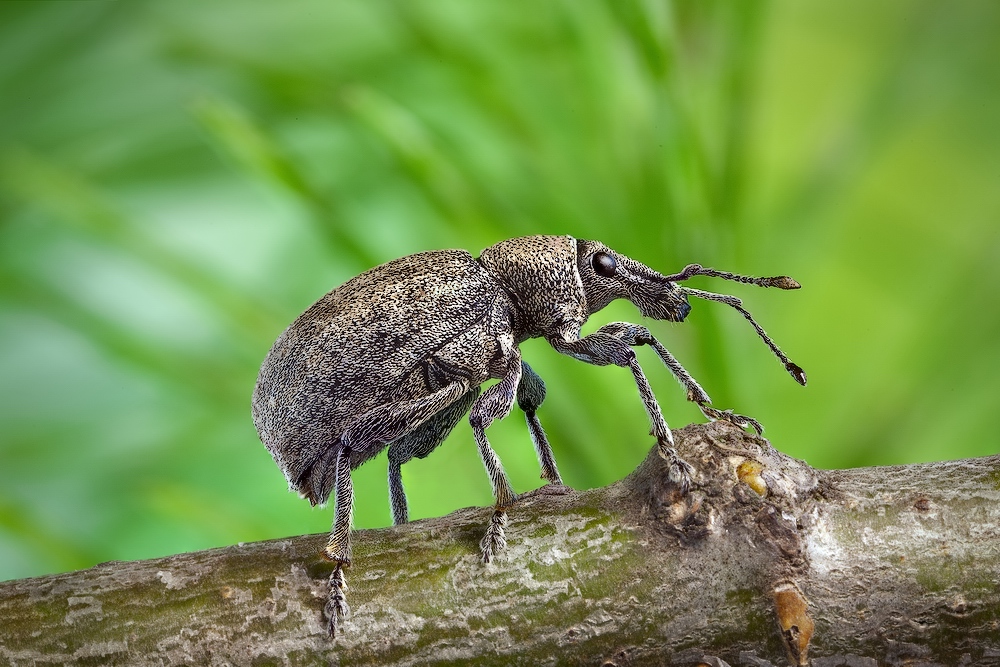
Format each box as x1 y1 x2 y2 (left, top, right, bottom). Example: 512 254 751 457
251 234 806 635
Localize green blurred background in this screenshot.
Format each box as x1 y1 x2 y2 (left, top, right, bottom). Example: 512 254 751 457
1 0 999 582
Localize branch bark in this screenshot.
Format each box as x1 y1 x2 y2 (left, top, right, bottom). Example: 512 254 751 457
2 422 998 666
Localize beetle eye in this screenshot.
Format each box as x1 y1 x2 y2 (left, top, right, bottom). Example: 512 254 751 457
592 252 617 278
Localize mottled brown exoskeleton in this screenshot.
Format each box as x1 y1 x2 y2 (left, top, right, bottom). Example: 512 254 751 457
252 235 806 636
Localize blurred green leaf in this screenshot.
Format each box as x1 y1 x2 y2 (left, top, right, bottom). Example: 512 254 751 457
192 96 379 266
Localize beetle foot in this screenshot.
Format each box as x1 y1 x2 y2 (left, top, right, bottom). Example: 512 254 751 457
324 564 350 637
657 441 694 495
480 509 508 564
699 404 764 434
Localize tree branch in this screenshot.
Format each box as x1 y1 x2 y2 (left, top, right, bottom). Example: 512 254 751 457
2 422 998 666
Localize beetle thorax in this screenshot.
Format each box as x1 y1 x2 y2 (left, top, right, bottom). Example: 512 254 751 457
478 235 588 340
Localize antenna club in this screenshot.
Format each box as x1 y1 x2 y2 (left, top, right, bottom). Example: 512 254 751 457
786 362 807 386
768 276 801 290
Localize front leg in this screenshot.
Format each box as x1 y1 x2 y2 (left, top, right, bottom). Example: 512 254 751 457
548 325 693 493
597 322 763 434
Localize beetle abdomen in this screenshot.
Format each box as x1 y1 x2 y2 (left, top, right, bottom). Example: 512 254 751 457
252 249 504 497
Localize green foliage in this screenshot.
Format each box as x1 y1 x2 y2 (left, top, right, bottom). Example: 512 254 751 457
1 0 998 581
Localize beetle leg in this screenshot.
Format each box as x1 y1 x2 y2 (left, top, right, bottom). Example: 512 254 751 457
599 322 765 434
387 388 480 525
323 380 470 635
697 405 763 434
470 357 522 563
548 326 693 494
324 447 353 563
517 361 564 487
341 381 469 458
325 564 349 637
626 356 695 493
387 460 407 525
480 509 508 564
323 446 352 637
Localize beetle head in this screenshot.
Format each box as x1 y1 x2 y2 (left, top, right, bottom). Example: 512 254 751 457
576 239 691 321
481 235 805 386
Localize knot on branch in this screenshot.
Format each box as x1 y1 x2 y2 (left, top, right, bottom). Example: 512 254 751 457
625 421 823 664
627 421 819 559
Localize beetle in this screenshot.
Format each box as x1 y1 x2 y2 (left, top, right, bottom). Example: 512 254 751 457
251 234 806 635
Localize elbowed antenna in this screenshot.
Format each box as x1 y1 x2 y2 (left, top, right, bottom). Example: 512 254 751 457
661 263 801 290
673 276 807 387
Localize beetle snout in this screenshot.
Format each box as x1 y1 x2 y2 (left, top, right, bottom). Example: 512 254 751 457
632 281 692 321
661 291 691 322
674 298 691 322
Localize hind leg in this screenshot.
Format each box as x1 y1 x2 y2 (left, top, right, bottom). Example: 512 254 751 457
324 447 352 636
387 388 479 525
322 380 471 637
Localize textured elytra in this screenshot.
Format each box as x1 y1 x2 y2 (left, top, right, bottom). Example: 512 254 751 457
251 233 804 635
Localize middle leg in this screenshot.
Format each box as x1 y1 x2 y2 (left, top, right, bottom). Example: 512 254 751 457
386 387 480 525
469 354 522 564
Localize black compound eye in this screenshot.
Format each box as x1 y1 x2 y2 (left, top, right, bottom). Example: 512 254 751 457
592 252 617 278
